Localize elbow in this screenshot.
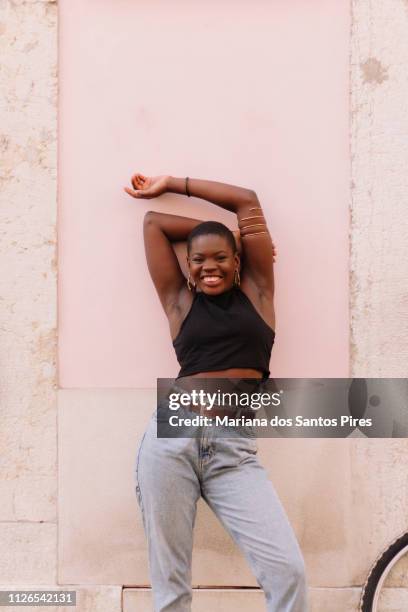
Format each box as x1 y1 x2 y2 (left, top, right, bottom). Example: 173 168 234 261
143 211 156 227
245 189 259 204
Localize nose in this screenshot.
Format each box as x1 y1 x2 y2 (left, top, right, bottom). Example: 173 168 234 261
202 263 218 273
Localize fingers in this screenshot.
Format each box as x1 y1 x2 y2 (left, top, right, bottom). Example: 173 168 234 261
124 186 140 197
123 185 152 199
124 186 148 198
126 172 148 198
131 173 148 190
131 175 141 190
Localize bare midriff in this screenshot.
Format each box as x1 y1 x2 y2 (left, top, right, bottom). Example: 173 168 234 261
179 367 263 381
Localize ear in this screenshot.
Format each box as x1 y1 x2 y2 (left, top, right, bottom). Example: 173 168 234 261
234 252 241 269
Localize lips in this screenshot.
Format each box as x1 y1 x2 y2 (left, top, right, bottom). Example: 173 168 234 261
201 275 223 286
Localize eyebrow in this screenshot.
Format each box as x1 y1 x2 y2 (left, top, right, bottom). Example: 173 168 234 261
191 250 229 256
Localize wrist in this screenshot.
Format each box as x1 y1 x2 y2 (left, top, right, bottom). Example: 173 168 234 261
167 176 188 196
164 175 172 192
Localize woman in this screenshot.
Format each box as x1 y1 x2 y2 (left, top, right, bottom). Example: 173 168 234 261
125 174 308 612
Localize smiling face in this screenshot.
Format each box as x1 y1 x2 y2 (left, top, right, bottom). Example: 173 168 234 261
187 233 240 295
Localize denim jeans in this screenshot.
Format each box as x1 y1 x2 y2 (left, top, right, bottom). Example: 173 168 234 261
134 405 308 612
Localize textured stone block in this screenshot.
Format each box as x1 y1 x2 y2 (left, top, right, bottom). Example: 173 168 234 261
0 0 58 524
378 588 408 612
0 476 56 522
351 0 408 376
309 588 361 611
350 439 408 584
0 524 56 583
73 586 122 612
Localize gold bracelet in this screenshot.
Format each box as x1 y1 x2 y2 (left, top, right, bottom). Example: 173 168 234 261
240 223 267 230
239 215 265 223
241 231 269 237
249 206 263 212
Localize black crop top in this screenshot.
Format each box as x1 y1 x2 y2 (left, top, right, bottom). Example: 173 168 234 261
172 286 275 380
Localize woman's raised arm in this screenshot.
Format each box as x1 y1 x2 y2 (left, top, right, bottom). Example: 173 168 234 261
124 174 203 311
124 173 275 300
167 176 275 297
142 211 202 313
166 176 256 211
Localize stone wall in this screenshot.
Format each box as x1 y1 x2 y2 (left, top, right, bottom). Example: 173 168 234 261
0 1 120 610
1 1 408 611
351 0 408 377
0 0 58 583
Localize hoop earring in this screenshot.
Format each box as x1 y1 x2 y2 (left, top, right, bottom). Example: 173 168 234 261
187 273 195 291
234 269 240 286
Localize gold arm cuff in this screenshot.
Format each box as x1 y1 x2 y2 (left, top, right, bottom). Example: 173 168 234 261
240 223 267 230
241 231 270 237
239 215 265 223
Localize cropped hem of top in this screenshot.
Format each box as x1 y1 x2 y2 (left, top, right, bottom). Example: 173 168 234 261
175 369 270 384
172 286 275 381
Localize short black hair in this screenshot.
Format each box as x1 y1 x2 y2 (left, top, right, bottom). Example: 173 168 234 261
187 221 237 254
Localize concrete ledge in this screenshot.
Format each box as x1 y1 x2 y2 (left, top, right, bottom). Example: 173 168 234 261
124 587 408 610
123 587 363 611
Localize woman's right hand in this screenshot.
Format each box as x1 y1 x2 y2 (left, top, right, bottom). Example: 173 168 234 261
123 173 170 199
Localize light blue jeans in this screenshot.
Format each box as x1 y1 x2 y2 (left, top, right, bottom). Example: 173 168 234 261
134 406 308 612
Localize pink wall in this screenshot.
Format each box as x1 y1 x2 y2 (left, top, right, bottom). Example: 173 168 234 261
59 0 349 387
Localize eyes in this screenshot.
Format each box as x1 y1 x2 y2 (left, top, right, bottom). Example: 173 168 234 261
191 255 228 264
